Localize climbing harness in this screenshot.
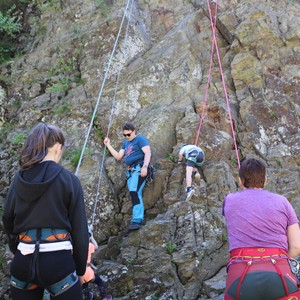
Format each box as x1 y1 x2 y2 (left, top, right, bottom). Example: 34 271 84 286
195 0 240 168
146 164 154 184
127 158 145 171
225 247 300 300
186 149 205 167
11 228 77 296
11 272 78 296
126 158 154 185
17 228 72 254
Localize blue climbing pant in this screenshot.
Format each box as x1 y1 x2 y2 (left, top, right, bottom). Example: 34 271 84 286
126 164 146 224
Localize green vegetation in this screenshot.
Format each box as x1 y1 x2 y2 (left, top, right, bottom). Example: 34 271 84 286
0 1 85 65
49 78 70 95
125 258 136 266
114 240 122 250
92 116 104 140
0 251 4 271
65 147 93 169
151 103 161 110
166 241 176 254
35 0 61 13
268 110 277 119
95 126 104 140
35 22 47 40
127 291 135 297
232 158 239 166
94 0 113 17
0 123 12 144
167 153 175 162
0 0 34 64
11 131 26 145
70 149 82 169
48 47 83 95
0 5 22 64
12 97 22 108
0 74 13 84
53 102 72 115
95 0 108 14
0 205 3 219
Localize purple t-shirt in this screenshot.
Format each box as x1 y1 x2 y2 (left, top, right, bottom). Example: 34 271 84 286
222 189 299 252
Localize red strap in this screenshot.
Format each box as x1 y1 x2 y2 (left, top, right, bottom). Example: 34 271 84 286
271 258 289 296
236 261 252 300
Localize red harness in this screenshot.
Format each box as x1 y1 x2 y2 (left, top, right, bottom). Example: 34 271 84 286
225 247 300 300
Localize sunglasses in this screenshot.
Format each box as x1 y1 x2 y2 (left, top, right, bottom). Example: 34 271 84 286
123 132 132 137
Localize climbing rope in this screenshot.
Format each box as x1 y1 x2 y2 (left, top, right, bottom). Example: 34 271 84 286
195 0 240 168
75 0 134 177
194 0 217 146
90 0 135 227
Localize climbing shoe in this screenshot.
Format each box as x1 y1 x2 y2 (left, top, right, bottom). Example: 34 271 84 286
124 222 144 237
186 187 195 201
128 222 143 231
194 171 201 183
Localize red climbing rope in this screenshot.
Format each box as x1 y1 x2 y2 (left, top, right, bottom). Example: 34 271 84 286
194 1 217 147
195 0 241 169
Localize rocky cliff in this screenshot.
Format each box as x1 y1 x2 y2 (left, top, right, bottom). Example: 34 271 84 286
1 0 300 299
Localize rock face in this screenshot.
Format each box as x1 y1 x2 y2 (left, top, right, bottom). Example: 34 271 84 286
1 0 300 299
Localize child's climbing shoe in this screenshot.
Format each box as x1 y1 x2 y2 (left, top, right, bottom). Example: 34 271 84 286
194 171 201 183
186 187 195 202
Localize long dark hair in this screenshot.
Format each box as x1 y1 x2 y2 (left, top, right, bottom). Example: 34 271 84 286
19 123 65 170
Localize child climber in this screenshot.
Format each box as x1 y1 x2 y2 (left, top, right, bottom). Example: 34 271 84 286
178 144 205 201
81 226 112 300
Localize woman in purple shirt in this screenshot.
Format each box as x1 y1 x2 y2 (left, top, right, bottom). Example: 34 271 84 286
223 158 300 300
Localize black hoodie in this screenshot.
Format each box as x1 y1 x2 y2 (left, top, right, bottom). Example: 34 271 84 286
2 161 89 276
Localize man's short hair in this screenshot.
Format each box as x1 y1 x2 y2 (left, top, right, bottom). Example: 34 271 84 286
239 158 266 188
123 123 135 131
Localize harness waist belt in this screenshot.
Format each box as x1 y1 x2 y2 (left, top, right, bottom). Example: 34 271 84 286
230 247 288 258
18 228 70 243
128 158 144 170
18 241 73 255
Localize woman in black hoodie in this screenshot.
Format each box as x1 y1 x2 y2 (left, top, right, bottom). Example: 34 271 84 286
2 123 89 300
